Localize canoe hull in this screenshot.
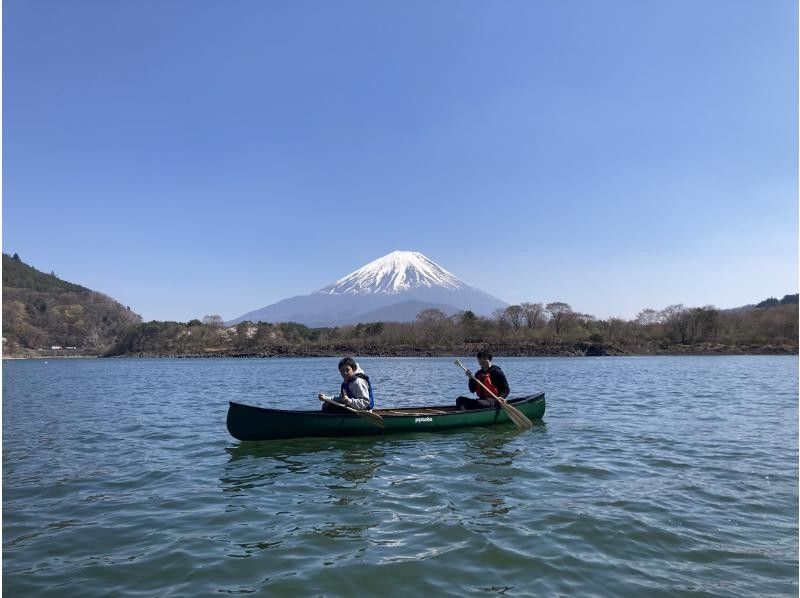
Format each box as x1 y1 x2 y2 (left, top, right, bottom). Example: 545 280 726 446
227 393 546 441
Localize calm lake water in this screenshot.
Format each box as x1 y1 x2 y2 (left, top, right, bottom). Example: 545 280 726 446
3 356 798 596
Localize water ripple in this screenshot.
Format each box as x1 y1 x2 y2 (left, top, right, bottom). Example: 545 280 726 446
3 356 798 596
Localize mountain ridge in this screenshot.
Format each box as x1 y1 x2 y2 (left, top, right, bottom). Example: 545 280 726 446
228 250 507 326
2 253 142 355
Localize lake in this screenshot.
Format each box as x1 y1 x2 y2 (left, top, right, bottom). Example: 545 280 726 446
3 355 798 596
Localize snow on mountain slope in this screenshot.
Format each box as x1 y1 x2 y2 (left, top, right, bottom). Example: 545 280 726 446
316 251 466 295
227 250 508 326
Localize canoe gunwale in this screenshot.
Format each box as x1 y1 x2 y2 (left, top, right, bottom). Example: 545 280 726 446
228 392 545 418
226 392 546 440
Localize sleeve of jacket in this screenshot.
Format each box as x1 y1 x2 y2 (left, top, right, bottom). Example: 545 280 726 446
491 368 510 398
346 378 371 410
468 377 478 393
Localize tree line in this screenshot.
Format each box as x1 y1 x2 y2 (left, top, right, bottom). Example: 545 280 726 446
6 250 794 358
106 295 798 357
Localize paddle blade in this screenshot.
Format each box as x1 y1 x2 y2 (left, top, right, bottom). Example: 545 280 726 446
501 401 533 430
364 411 385 428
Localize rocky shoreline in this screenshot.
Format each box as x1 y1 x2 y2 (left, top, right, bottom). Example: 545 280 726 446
100 341 797 359
6 341 796 360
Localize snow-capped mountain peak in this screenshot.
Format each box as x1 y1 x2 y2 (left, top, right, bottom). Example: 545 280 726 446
316 250 467 295
227 250 508 325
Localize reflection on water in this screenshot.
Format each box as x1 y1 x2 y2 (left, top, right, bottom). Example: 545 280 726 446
328 446 386 486
470 431 518 520
471 427 528 464
221 437 392 559
464 424 548 520
222 437 387 494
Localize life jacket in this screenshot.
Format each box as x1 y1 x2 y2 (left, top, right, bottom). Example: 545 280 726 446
341 372 374 409
475 369 500 399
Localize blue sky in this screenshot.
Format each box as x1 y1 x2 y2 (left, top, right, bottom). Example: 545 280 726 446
3 0 797 322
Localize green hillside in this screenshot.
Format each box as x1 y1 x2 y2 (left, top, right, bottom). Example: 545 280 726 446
3 253 142 356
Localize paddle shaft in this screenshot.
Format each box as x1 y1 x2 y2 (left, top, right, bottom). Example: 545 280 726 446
455 359 533 430
319 395 384 428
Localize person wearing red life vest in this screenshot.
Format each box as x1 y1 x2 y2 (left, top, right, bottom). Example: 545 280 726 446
456 350 510 410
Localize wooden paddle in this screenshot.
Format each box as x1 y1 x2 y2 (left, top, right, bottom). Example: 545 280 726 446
454 359 533 430
319 394 385 429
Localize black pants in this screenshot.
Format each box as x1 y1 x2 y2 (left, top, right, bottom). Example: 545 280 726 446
456 396 495 410
321 400 351 413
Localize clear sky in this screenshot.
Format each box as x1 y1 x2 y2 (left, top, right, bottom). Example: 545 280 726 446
3 0 797 322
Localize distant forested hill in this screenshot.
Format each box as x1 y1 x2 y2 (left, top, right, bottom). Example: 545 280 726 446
3 253 141 356
755 294 799 309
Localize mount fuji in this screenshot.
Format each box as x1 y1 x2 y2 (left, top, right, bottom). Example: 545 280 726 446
227 251 508 326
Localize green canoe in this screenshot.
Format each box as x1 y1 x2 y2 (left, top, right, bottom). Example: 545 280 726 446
226 392 545 441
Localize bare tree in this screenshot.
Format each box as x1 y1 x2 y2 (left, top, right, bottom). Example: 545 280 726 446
660 304 690 343
520 302 545 329
604 317 628 343
416 308 450 344
635 308 661 326
504 305 524 331
417 308 448 323
490 308 512 336
490 308 506 322
545 302 573 335
687 306 719 342
202 314 224 328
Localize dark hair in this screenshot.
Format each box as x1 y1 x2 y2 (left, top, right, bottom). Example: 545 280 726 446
338 357 358 371
476 350 492 361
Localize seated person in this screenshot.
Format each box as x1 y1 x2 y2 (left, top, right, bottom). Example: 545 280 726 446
318 357 374 412
456 350 509 410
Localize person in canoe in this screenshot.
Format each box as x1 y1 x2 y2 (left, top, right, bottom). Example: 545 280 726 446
456 350 510 410
318 357 375 413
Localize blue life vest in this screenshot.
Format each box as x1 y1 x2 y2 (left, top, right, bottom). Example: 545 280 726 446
340 373 374 409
